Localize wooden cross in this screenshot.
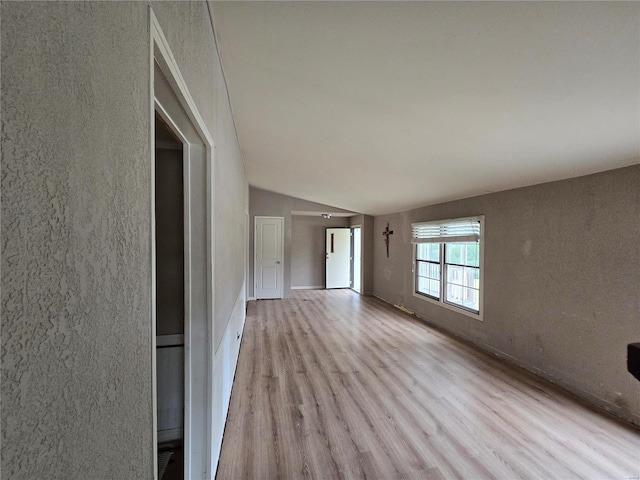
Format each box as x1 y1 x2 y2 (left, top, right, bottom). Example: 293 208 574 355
382 223 394 258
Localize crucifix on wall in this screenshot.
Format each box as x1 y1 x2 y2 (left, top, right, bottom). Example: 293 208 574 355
382 223 394 258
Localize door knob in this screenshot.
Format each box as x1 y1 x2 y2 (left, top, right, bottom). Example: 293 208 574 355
276 261 281 264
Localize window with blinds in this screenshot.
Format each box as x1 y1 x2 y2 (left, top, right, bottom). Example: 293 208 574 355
411 217 481 244
412 216 484 318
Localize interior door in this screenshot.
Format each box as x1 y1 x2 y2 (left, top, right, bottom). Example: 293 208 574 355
326 228 351 289
255 216 284 299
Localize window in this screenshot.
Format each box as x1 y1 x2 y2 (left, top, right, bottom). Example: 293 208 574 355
412 216 484 318
416 243 440 299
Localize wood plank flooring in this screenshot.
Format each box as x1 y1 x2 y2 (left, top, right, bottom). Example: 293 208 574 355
217 289 640 479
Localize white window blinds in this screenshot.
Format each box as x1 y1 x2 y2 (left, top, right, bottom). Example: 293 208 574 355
411 216 482 244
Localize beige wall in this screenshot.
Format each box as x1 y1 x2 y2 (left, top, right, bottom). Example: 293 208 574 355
2 2 248 478
373 165 640 426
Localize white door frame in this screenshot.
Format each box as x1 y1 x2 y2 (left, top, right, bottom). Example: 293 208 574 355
150 9 215 480
254 216 284 299
351 225 362 293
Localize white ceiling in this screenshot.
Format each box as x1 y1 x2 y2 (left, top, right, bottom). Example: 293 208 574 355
212 1 640 216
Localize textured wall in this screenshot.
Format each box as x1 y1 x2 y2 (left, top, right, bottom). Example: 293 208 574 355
1 3 153 478
249 187 355 298
2 1 250 478
151 0 250 353
212 30 250 351
291 216 350 288
373 165 640 425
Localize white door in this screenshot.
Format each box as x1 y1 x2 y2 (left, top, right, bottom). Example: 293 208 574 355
255 216 284 299
326 228 351 289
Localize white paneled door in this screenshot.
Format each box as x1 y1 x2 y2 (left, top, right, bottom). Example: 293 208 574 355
255 216 284 299
326 228 351 289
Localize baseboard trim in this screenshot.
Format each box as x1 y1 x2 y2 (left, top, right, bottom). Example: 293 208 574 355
291 286 324 290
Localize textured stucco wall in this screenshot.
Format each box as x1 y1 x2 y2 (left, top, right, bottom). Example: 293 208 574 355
151 0 249 356
212 38 250 350
2 1 250 478
373 165 640 425
249 187 355 298
291 216 350 288
2 3 153 478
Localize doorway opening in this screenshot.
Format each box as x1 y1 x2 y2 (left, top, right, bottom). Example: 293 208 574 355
351 226 362 293
326 227 351 289
155 114 185 480
151 10 215 478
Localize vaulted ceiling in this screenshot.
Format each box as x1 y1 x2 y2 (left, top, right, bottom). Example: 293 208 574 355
212 1 640 215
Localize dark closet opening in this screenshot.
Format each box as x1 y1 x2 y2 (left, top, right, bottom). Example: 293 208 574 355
155 113 185 480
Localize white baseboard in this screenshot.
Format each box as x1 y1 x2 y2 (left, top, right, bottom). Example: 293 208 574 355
247 296 256 301
291 286 324 290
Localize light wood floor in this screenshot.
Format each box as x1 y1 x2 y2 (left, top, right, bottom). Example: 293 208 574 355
217 289 640 479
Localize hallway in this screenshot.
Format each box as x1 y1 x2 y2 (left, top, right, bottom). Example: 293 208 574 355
217 290 640 479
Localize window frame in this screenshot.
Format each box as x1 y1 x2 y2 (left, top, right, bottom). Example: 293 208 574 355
412 216 484 320
415 243 441 301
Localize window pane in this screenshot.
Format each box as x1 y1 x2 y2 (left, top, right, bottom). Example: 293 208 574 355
416 259 441 299
445 284 479 312
445 242 479 267
417 261 428 277
417 276 428 293
446 266 479 288
417 243 439 261
465 243 479 267
417 276 439 298
429 279 440 297
446 265 463 285
464 266 480 288
418 278 440 298
417 261 440 280
426 243 439 262
446 244 462 264
429 263 440 280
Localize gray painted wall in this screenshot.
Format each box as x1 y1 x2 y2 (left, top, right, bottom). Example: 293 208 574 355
291 216 350 288
2 2 248 478
249 187 355 298
150 1 249 351
373 165 640 425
